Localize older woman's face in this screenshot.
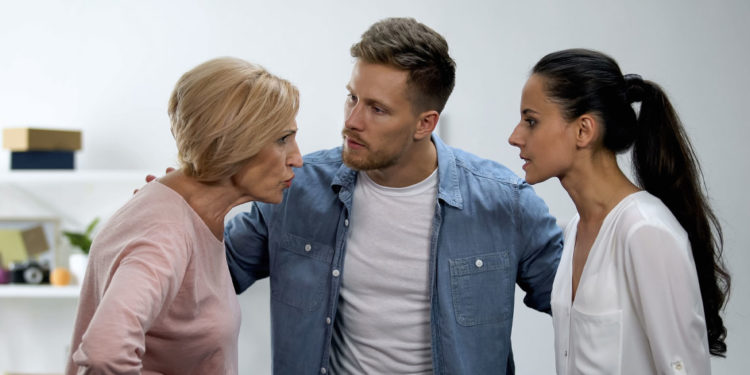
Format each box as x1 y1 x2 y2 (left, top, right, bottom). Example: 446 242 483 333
232 121 302 203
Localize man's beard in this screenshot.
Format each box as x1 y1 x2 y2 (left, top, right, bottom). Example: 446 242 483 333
341 146 399 171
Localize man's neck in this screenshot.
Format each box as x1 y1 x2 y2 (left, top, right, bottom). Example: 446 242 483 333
365 138 438 188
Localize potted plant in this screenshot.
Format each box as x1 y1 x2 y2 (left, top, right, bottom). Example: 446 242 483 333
63 217 99 285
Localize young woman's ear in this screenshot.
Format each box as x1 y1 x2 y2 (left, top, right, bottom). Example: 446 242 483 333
575 114 599 148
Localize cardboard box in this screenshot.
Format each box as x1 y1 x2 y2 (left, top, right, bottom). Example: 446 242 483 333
2 127 82 151
10 151 75 169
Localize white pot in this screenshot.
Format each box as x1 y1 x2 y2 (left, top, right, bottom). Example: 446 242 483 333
68 253 89 286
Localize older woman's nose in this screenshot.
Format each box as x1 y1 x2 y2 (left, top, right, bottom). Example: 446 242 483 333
288 139 303 168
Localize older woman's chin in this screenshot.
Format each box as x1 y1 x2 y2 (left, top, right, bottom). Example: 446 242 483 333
258 190 286 205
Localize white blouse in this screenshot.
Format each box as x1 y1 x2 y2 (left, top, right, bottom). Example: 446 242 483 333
551 191 710 375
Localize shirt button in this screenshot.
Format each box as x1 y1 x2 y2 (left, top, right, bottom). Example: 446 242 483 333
475 259 484 268
326 317 331 325
332 269 340 277
672 361 683 371
344 219 349 227
320 368 327 374
564 350 568 357
304 244 312 252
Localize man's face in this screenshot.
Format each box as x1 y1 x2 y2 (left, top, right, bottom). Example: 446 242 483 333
342 61 420 170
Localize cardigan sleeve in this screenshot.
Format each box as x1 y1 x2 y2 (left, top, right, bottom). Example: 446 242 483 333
622 223 711 375
71 229 191 375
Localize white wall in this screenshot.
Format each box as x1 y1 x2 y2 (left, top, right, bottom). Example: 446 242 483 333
1 0 748 373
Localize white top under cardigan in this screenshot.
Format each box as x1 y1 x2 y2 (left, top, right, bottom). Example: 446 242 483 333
551 191 710 375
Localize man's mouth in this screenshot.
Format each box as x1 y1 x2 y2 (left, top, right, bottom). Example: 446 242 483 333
343 134 366 149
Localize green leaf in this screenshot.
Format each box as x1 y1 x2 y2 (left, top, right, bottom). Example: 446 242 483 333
63 217 99 255
85 217 100 237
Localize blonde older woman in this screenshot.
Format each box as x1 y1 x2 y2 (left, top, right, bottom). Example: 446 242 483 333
66 57 301 374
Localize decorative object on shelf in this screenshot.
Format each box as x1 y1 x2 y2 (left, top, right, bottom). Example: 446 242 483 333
2 127 82 170
2 127 82 150
63 217 99 285
0 217 60 271
50 267 72 286
0 224 49 268
9 259 50 284
68 252 88 286
63 217 99 255
11 150 75 169
0 254 9 284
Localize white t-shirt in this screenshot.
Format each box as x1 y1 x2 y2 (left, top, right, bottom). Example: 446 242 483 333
330 169 438 374
551 191 710 375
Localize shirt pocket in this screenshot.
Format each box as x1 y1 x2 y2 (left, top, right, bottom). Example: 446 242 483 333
449 251 512 326
570 307 623 375
270 232 334 311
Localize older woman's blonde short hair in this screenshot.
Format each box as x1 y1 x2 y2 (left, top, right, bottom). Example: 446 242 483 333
168 57 299 182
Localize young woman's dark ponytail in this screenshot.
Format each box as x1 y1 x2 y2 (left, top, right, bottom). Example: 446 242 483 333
534 48 730 357
629 76 730 357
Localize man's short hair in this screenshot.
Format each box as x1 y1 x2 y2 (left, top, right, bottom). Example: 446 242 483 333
351 17 456 114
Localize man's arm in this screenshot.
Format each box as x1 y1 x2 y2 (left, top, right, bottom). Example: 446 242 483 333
225 202 271 293
515 182 563 313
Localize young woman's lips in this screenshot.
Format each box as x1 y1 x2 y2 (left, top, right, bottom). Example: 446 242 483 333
520 156 530 170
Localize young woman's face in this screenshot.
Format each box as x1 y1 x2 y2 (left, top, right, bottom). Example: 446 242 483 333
508 74 578 184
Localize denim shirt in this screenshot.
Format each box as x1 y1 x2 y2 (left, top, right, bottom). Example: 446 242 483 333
225 135 563 375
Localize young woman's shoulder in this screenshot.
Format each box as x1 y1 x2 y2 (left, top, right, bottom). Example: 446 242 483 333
615 191 690 262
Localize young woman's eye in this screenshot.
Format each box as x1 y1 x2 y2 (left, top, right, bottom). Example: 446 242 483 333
525 118 537 127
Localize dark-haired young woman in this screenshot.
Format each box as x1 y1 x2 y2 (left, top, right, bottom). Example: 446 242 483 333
508 48 730 374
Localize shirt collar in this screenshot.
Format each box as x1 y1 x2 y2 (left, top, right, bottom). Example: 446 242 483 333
433 133 463 209
330 133 464 209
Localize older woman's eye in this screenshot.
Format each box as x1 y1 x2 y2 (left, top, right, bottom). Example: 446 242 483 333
277 135 290 144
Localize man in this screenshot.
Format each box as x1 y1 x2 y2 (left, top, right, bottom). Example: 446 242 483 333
225 17 562 374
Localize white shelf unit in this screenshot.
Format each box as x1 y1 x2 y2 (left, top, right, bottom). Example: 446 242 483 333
0 285 80 298
1 169 150 296
0 169 154 183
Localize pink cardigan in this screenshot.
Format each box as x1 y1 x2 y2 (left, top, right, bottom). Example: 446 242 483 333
66 181 241 374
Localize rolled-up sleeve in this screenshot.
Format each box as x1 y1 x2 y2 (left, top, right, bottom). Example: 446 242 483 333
623 223 710 374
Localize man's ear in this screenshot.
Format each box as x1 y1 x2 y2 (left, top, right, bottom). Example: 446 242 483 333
415 110 439 140
575 114 599 148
